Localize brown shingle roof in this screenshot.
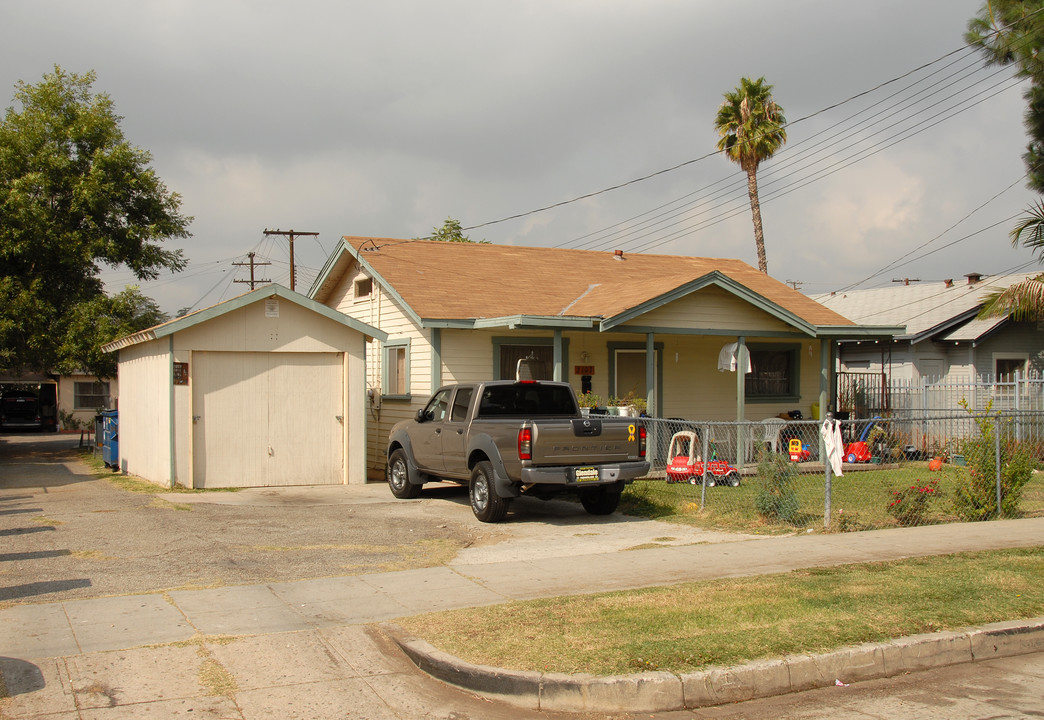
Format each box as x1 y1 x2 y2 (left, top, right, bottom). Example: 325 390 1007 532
339 237 854 327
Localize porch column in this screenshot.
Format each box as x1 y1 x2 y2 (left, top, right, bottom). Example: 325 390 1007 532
646 333 655 417
736 336 746 468
430 327 442 390
553 329 563 381
819 338 831 417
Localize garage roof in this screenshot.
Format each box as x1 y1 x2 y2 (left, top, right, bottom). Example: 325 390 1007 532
102 285 387 352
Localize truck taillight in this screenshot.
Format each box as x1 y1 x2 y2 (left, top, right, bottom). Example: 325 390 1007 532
639 425 647 457
518 427 532 460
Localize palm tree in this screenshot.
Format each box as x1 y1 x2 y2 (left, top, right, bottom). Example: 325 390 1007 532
979 199 1044 319
715 77 787 274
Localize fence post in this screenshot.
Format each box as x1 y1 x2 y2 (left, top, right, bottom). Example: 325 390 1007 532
700 425 710 511
995 412 1003 517
823 414 832 529
1015 370 1022 443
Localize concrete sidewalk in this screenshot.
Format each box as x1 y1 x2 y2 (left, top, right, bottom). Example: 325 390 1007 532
1 518 1042 718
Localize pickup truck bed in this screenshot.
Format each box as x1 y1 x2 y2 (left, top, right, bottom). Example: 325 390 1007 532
386 381 649 522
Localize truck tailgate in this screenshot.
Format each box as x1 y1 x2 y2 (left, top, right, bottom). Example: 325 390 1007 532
529 417 643 465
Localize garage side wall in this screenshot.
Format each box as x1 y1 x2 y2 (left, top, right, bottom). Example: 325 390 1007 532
117 341 172 485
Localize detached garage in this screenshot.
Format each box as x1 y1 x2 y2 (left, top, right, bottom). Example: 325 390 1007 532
102 286 386 488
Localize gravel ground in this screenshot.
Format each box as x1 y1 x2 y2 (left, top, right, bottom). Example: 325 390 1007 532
0 433 748 608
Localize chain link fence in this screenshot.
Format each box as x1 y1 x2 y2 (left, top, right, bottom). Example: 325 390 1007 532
625 412 1044 532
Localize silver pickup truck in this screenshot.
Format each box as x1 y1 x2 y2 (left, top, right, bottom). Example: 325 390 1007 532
386 380 650 522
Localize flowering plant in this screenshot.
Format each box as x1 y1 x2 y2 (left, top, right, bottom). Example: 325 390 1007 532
886 480 939 526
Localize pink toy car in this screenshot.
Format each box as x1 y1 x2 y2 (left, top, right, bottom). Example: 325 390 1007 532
664 431 741 487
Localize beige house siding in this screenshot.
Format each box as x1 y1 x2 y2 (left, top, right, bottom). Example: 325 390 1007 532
331 274 432 479
116 341 172 482
636 285 794 333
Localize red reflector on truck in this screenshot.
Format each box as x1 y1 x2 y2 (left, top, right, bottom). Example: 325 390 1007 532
639 425 647 457
518 427 532 460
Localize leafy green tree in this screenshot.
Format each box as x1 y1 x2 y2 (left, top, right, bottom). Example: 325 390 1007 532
58 287 168 379
979 200 1044 320
420 217 489 243
714 77 787 274
967 4 1044 321
967 1 1044 192
0 66 190 375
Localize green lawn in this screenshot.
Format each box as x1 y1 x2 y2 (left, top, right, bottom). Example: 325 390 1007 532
621 462 1044 533
398 547 1044 676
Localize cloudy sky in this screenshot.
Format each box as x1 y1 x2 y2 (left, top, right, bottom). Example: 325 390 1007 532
2 1 1039 315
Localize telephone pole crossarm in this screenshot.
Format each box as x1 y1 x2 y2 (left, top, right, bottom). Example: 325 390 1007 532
263 228 319 292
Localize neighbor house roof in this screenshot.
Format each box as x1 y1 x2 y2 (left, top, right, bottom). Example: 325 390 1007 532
809 272 1038 344
310 237 892 338
102 285 387 352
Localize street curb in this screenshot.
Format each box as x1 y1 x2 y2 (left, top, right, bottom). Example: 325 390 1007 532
382 617 1044 713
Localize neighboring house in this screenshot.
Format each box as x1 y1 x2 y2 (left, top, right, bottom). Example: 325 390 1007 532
309 237 897 478
0 372 116 431
810 272 1044 412
102 286 385 488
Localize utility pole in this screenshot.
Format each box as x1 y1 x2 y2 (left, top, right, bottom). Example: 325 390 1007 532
232 252 272 290
786 279 803 291
263 228 318 292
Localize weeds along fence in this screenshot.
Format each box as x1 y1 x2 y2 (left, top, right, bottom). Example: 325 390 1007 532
631 412 1044 532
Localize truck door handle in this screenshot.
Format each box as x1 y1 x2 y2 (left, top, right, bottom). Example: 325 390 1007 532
456 429 464 435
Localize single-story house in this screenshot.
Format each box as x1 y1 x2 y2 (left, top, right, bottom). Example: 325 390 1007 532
102 285 386 488
810 272 1044 412
0 372 116 432
309 237 900 478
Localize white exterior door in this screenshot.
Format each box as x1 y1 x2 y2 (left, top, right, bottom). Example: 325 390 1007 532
192 352 344 488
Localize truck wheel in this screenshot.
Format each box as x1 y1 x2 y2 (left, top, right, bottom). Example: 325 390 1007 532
580 486 621 515
387 449 422 499
470 461 510 523
725 471 741 487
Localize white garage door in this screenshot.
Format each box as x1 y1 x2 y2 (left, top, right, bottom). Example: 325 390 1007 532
192 352 344 488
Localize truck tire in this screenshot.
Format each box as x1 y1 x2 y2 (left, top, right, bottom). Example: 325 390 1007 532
387 448 422 499
470 461 510 523
580 486 621 515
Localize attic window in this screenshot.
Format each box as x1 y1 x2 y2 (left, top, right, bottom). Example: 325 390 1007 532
354 277 372 299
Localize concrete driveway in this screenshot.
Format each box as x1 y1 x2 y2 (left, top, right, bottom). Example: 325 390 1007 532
0 433 747 606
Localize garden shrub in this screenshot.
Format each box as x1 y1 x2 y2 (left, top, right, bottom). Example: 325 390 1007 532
886 480 939 526
953 401 1036 520
754 450 799 523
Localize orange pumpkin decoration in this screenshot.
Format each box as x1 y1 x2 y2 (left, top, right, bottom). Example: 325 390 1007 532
928 456 943 472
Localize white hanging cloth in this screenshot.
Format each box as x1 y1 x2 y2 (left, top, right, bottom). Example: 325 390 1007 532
717 343 752 373
820 418 844 477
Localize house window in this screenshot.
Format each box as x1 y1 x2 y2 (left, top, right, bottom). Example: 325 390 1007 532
745 345 799 401
499 344 553 381
996 357 1026 380
354 277 372 299
74 382 110 410
383 339 410 399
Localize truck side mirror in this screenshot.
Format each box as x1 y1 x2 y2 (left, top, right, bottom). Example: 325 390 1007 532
416 408 428 423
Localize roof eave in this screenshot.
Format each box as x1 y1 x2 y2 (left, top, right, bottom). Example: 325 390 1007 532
104 285 388 352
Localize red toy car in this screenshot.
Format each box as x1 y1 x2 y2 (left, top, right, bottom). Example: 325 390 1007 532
664 431 741 487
